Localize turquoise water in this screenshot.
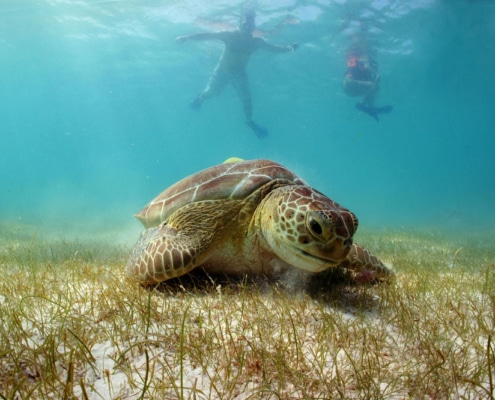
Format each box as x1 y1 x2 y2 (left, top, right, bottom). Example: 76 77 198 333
1 0 494 242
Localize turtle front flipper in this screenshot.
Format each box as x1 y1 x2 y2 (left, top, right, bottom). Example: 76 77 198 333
338 244 395 283
127 222 208 285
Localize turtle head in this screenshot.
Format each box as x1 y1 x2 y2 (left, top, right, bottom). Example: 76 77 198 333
260 186 358 273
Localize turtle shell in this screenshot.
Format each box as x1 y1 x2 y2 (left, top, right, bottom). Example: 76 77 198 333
135 159 307 229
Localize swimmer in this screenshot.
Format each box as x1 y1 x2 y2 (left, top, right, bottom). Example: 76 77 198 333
177 9 298 137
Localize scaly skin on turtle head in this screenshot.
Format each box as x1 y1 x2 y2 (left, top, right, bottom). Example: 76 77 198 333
256 185 358 273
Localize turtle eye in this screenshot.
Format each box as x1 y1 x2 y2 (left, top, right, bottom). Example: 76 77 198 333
308 216 323 235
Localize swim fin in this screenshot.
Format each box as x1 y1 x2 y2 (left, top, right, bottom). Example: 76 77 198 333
375 105 394 114
355 103 393 122
355 103 378 121
246 120 269 138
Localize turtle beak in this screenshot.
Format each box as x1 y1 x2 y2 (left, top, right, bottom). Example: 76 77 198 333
302 238 352 266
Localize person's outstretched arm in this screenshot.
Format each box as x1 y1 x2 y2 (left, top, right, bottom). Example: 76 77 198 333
176 32 229 44
257 39 298 53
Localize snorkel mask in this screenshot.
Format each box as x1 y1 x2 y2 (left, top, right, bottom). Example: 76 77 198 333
240 9 256 33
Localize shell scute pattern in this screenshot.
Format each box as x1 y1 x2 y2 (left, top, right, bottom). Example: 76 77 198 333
136 159 304 229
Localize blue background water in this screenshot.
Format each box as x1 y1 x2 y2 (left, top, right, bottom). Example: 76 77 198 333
1 0 494 243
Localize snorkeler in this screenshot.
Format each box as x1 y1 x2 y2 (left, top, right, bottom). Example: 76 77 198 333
176 9 298 138
343 53 393 122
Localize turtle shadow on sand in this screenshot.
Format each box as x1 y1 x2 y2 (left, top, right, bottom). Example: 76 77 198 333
302 268 388 311
142 267 387 313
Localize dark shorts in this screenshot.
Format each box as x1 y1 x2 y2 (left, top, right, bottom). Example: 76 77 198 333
343 75 376 97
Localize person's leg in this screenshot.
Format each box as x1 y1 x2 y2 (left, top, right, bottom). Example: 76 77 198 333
343 76 375 100
363 80 378 108
231 72 253 122
232 74 268 138
190 65 228 110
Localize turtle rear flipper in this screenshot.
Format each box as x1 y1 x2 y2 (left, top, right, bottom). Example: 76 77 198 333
127 200 236 285
339 244 395 283
126 223 204 284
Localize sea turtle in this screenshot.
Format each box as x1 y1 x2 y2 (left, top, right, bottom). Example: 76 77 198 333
127 159 394 285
